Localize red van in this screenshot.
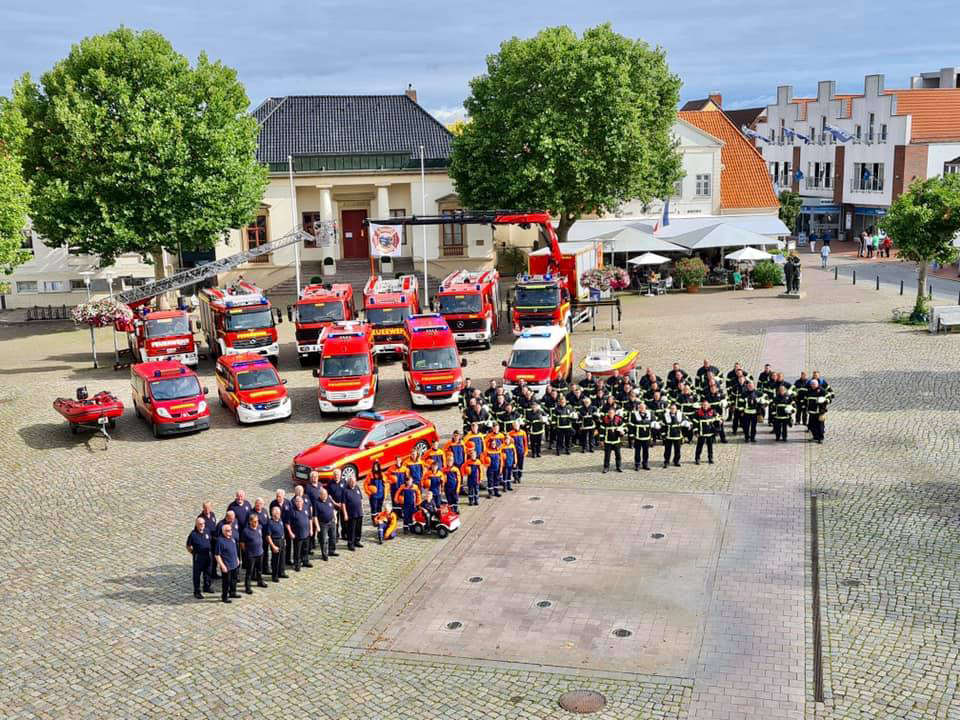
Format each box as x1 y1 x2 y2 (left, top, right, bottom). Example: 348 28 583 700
131 361 211 438
312 321 378 414
403 313 467 406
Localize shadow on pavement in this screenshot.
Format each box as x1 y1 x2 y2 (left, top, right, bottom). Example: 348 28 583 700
101 563 195 606
0 364 74 375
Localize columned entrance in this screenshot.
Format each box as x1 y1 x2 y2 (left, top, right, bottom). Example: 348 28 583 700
341 209 369 259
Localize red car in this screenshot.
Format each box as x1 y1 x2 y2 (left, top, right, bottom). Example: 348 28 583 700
292 410 438 484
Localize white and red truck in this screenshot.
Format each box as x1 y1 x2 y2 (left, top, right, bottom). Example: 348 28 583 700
123 308 198 366
435 269 501 348
198 280 282 363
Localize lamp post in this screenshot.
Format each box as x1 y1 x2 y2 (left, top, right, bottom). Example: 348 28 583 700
105 271 119 362
79 270 98 369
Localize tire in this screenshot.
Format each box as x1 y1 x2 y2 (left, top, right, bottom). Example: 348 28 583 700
152 422 161 439
412 524 423 535
413 440 429 455
437 525 449 539
108 418 116 429
70 423 78 435
340 464 359 484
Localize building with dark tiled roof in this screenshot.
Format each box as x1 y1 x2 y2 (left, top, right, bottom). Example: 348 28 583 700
680 93 767 137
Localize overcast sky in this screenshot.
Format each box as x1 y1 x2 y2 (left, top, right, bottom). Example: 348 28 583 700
2 1 958 123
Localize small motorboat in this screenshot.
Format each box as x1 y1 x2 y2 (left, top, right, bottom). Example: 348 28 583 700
578 338 640 380
54 387 124 437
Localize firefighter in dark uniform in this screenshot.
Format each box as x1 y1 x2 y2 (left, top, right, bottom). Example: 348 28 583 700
638 367 662 394
541 386 558 449
458 378 472 413
695 359 720 391
566 385 585 446
805 379 832 443
497 402 519 432
600 408 624 473
579 371 598 401
772 385 795 441
264 506 286 581
214 523 241 604
629 401 653 470
186 516 212 599
693 399 717 465
739 381 761 442
756 364 774 422
793 371 810 426
526 402 545 457
675 383 699 441
662 403 686 467
728 370 748 433
577 396 598 452
647 390 667 442
553 396 575 455
700 380 728 443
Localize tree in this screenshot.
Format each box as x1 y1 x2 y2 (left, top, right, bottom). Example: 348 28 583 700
17 28 267 280
0 80 32 273
450 24 682 243
881 174 960 320
778 190 802 235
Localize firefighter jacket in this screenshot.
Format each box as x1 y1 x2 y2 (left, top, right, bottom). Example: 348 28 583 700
700 388 726 415
464 432 485 459
663 412 685 441
444 439 466 467
629 410 653 442
772 394 795 420
805 387 832 417
508 428 527 456
739 390 760 415
553 404 575 430
601 416 624 444
694 408 717 437
578 406 598 431
676 392 698 417
578 378 598 399
525 408 545 437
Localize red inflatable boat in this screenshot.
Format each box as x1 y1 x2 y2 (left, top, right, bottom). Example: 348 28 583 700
54 389 124 433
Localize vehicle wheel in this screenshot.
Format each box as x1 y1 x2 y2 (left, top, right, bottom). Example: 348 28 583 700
108 418 116 429
152 423 161 439
483 339 491 350
70 423 78 435
269 356 279 367
341 464 359 484
413 440 429 455
412 524 423 535
437 525 449 539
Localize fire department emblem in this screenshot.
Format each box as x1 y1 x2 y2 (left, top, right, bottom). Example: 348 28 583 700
370 224 402 257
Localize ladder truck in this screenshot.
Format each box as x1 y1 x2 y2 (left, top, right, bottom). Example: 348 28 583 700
435 269 501 348
198 280 282 363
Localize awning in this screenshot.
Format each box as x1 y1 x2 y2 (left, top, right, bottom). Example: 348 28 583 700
669 224 777 251
627 252 673 266
591 226 686 253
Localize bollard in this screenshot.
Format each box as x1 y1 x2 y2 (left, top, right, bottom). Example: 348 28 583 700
900 280 904 295
876 275 880 290
852 270 856 285
928 284 933 300
834 266 838 280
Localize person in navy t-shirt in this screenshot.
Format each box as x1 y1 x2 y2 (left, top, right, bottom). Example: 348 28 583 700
186 516 212 599
240 514 266 594
214 523 240 604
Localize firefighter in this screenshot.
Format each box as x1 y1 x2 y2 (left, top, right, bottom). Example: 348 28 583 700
459 378 472 410
442 454 462 512
695 359 720 390
662 403 686 468
541 385 558 449
424 464 443 511
525 402 545 457
484 379 500 406
553 395 575 455
498 402 520 432
665 366 689 394
426 441 445 473
286 496 312 571
509 421 527 484
638 367 662 393
186 516 212 599
238 514 266 594
461 451 484 506
251 498 270 578
728 370 748 433
463 397 486 434
805 379 832 443
579 371 598 401
772 385 795 441
693 399 717 465
700 380 728 443
444 430 466 468
629 401 653 471
647 390 667 442
268 490 293 568
739 381 761 443
600 408 624 473
577 396 598 452
675 383 699 440
393 477 422 533
404 449 426 494
483 422 506 497
313 487 338 561
794 371 810 426
501 432 517 491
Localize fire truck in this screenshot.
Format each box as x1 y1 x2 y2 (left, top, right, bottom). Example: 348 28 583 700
311 321 378 414
198 280 282 363
403 313 467 406
362 274 420 356
435 269 501 348
288 283 356 366
124 309 198 366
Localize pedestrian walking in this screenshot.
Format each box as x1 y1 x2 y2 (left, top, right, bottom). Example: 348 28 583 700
820 243 831 268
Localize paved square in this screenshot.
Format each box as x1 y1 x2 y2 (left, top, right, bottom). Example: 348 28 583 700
356 486 727 677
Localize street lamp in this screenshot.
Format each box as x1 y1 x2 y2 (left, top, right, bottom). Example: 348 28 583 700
104 271 119 362
78 270 98 369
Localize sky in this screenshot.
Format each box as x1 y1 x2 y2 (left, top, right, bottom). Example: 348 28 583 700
2 0 959 123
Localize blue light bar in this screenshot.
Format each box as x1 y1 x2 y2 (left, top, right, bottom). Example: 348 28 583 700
357 411 384 421
232 359 272 369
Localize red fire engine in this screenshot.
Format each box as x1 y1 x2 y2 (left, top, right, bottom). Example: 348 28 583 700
362 274 420 356
403 313 467 406
288 283 356 366
311 321 378 414
124 308 198 366
435 269 501 348
198 280 282 363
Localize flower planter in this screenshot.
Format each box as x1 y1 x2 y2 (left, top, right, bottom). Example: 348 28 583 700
686 284 701 294
761 282 773 289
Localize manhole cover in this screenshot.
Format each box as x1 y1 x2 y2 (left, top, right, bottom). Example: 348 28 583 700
446 621 463 630
558 690 607 714
468 576 483 583
651 533 665 539
841 578 861 587
530 518 545 525
562 555 577 562
612 628 633 638
642 504 654 509
529 496 541 501
536 600 553 608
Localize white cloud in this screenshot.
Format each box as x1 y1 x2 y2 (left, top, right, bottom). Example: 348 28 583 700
429 106 467 124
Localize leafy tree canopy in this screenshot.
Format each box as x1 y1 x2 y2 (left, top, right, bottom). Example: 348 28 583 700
0 80 32 273
777 190 802 235
450 24 682 242
17 27 267 270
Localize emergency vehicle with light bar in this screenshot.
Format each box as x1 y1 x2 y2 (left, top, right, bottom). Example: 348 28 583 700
130 360 211 438
288 283 356 366
215 354 292 424
435 269 501 347
362 274 420 356
403 313 467 406
198 280 281 362
124 309 198 366
310 321 378 414
502 326 573 399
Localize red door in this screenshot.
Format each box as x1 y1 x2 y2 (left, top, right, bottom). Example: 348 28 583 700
341 210 368 259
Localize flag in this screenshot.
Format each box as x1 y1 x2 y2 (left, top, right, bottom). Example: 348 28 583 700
795 169 805 181
741 125 765 142
794 131 811 144
653 199 670 234
825 124 853 143
783 127 796 140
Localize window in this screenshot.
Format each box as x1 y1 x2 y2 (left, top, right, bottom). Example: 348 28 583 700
695 174 711 197
244 214 269 263
70 279 86 291
879 124 888 143
779 118 785 143
20 231 34 255
41 280 70 293
782 162 792 186
867 112 875 142
440 208 465 256
853 162 884 192
16 281 37 293
809 127 816 144
855 124 862 142
390 208 409 245
806 162 832 189
769 161 779 184
945 161 960 175
769 129 775 142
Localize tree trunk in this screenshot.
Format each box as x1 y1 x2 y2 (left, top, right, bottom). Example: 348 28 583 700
913 260 928 320
151 249 172 310
557 214 575 244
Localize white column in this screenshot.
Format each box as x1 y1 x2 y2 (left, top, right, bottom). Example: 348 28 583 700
318 186 335 260
376 184 390 220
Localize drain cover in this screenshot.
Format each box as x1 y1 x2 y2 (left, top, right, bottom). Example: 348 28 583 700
529 496 541 501
536 600 553 608
651 533 665 539
446 621 463 630
642 504 654 509
468 576 483 583
612 628 633 638
530 518 545 525
558 690 607 714
841 578 861 587
562 555 577 562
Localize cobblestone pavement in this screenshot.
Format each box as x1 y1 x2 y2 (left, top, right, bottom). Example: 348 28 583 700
0 254 958 718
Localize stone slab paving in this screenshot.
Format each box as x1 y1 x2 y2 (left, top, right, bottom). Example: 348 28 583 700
685 325 808 720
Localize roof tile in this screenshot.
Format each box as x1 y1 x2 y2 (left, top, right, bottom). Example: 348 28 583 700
887 89 960 143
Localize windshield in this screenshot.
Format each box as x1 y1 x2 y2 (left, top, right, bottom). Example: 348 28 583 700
225 309 274 331
411 347 459 371
439 294 482 314
366 306 410 326
325 424 368 448
515 286 559 308
298 301 344 324
150 376 201 401
145 316 190 338
508 349 552 369
321 354 370 378
236 368 280 390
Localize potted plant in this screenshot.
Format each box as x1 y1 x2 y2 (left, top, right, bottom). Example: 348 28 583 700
751 259 784 289
675 257 707 293
72 297 134 328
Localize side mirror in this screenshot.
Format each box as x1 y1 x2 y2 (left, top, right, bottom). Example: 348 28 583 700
312 369 320 378
461 358 468 367
281 378 288 385
275 308 283 325
203 386 209 395
364 441 376 449
143 396 152 405
287 307 294 322
501 360 507 367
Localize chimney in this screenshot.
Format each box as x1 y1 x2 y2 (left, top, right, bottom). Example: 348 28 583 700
708 91 722 108
405 84 418 104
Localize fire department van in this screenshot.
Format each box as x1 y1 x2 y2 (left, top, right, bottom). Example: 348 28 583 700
311 321 378 414
363 274 420 356
215 354 292 424
124 309 198 366
198 280 281 363
288 283 356 366
403 314 467 407
502 325 573 399
131 360 211 438
436 269 501 347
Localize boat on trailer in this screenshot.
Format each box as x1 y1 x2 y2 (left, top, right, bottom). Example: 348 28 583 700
578 338 640 381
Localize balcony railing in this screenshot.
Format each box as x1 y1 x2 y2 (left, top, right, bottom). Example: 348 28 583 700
850 178 884 193
805 177 833 190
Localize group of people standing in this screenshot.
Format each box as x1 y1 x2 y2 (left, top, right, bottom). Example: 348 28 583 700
857 227 893 259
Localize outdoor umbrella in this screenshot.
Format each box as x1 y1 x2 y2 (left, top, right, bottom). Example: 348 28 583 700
724 247 772 262
627 252 672 266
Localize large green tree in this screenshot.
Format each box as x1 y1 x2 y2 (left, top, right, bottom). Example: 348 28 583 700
778 190 802 235
17 27 266 277
450 24 682 243
0 80 32 273
881 174 960 320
